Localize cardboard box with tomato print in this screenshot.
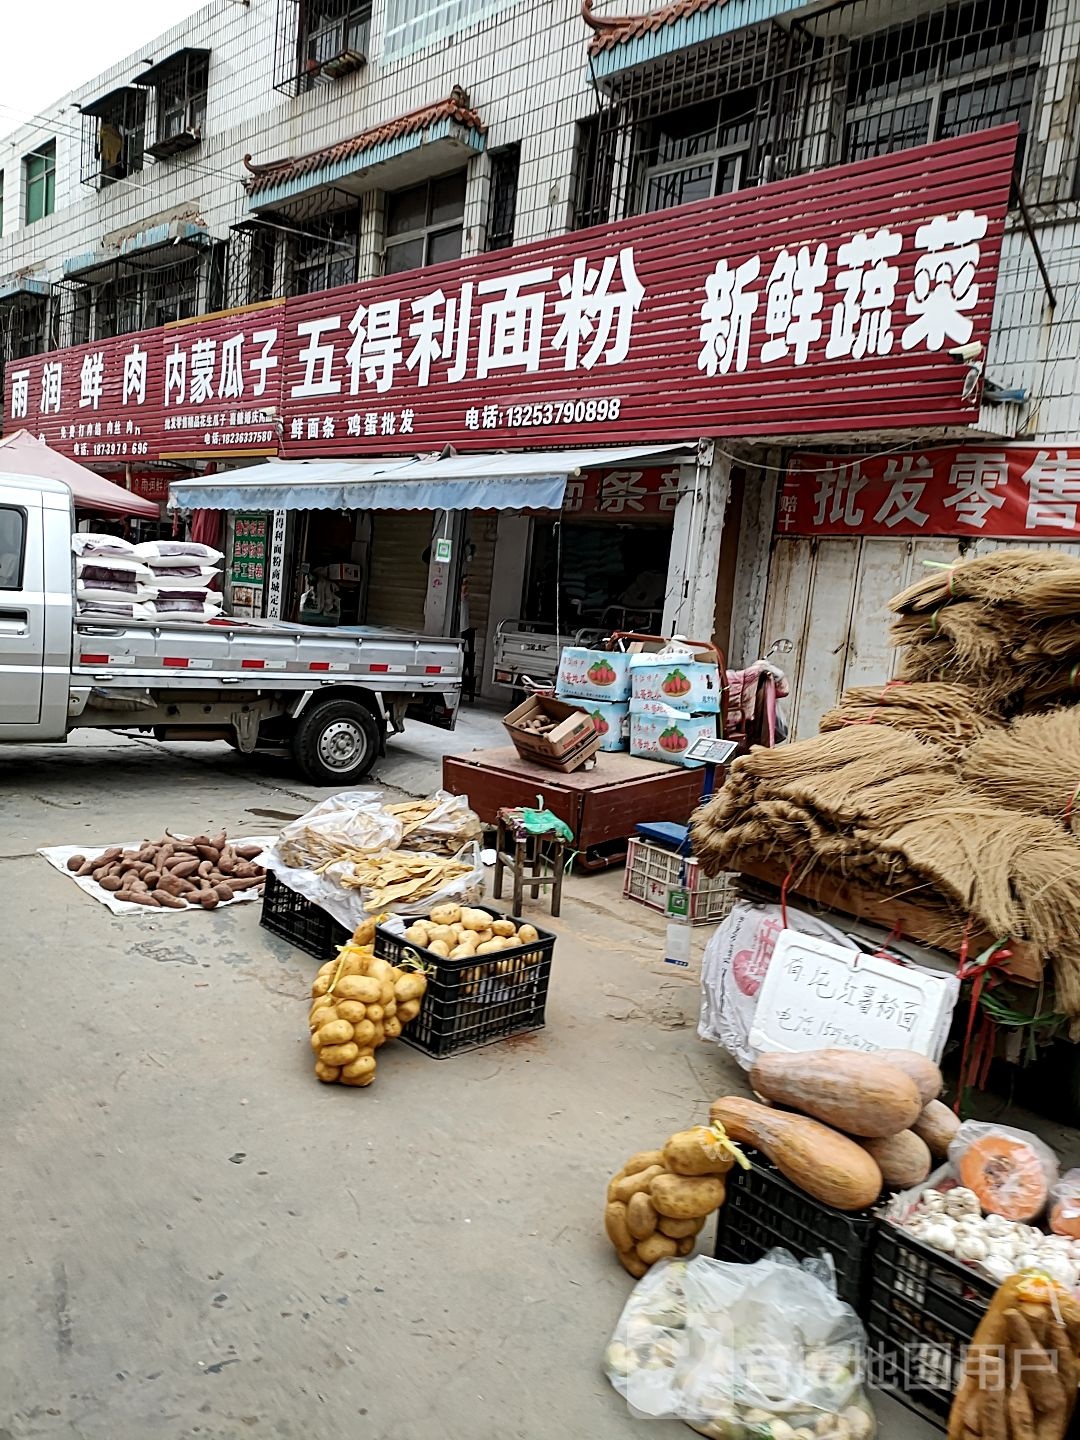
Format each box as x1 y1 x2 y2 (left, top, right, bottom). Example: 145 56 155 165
556 647 633 703
629 653 721 713
557 693 629 752
630 706 718 767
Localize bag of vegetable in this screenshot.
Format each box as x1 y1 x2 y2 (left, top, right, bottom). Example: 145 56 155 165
603 1251 876 1439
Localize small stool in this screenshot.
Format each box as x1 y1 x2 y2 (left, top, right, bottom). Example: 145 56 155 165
493 807 567 917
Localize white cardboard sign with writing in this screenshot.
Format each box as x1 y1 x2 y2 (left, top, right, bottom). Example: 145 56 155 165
748 930 959 1062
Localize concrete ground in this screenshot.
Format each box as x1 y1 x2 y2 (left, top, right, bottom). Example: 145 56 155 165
2 717 941 1440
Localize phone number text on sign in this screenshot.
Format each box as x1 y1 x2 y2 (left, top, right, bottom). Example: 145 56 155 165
466 398 624 430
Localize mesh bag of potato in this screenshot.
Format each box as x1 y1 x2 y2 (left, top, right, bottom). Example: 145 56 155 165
605 1125 747 1277
308 917 429 1087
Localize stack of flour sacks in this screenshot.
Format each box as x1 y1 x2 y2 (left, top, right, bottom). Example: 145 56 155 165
73 533 224 620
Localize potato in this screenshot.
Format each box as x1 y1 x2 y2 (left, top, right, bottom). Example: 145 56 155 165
460 907 491 932
607 1169 628 1202
394 974 427 1003
315 1019 355 1048
341 1054 376 1081
308 1004 338 1030
491 919 517 938
351 1019 377 1047
427 940 451 959
384 1016 402 1040
335 1000 367 1024
319 1041 360 1067
334 975 382 1004
604 1201 633 1252
383 1000 397 1020
611 1164 666 1205
310 1031 323 1052
676 1236 696 1257
657 1215 705 1240
627 1191 659 1240
379 980 396 1007
516 923 539 944
663 1127 735 1177
624 1149 666 1176
311 975 332 998
450 923 466 940
366 958 394 981
426 925 455 945
316 960 338 980
617 1249 649 1278
474 929 495 946
649 1172 725 1219
476 938 509 955
339 1071 376 1087
404 923 430 946
369 1023 386 1048
636 1232 678 1266
365 1004 384 1024
449 942 477 960
397 999 421 1023
351 917 376 947
314 1062 340 1082
429 903 462 926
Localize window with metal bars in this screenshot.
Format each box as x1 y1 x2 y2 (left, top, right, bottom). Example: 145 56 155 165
635 90 756 214
843 0 1045 170
289 209 360 295
24 141 55 225
485 145 520 251
384 172 466 275
1 299 47 360
572 114 617 230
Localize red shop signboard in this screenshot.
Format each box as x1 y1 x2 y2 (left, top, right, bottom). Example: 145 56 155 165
779 445 1080 539
5 128 1016 462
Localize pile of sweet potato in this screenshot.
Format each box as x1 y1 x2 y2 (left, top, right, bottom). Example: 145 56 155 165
949 1273 1080 1440
66 831 265 909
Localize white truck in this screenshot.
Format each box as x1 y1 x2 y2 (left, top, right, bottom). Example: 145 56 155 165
0 472 463 783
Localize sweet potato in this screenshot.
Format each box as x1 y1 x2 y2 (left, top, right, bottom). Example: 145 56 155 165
170 858 199 879
152 890 188 909
98 875 123 892
235 845 263 861
214 884 234 902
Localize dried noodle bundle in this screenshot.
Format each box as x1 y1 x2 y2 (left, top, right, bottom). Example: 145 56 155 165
889 551 1080 615
962 709 1080 834
821 682 995 756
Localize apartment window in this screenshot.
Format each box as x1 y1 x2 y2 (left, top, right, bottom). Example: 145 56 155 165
96 275 143 338
485 145 519 251
142 49 210 160
80 88 146 187
844 0 1045 172
382 0 512 59
385 172 466 275
304 0 371 75
635 92 754 215
291 210 359 295
572 114 617 230
4 299 47 359
145 257 201 327
0 171 5 238
25 141 56 225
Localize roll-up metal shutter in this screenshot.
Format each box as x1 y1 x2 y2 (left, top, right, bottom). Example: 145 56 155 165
365 511 432 632
464 512 498 677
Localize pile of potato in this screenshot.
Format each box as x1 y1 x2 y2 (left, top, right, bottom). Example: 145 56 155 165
605 1126 737 1278
403 904 540 961
67 830 264 908
308 919 428 1088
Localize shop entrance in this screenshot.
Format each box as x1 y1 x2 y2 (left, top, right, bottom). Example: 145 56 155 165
526 518 672 636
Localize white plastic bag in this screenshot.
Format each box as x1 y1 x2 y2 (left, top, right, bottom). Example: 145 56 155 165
604 1252 876 1438
72 533 136 557
393 789 482 853
133 540 223 565
272 790 402 870
699 900 850 1070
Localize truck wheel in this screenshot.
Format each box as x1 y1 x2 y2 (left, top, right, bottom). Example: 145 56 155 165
291 700 381 785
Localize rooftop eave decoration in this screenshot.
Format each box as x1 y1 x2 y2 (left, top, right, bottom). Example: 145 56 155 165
0 274 51 304
242 87 486 210
583 0 798 76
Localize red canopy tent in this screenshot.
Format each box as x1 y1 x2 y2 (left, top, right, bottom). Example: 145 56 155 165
0 430 159 518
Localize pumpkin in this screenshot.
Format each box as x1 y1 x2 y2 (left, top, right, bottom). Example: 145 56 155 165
873 1049 943 1106
950 1123 1056 1222
710 1095 882 1212
749 1049 922 1138
912 1099 962 1159
859 1130 932 1188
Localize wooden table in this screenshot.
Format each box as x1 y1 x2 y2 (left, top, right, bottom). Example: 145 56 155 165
443 747 704 866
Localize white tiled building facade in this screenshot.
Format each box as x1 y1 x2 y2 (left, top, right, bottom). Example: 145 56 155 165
4 0 1080 716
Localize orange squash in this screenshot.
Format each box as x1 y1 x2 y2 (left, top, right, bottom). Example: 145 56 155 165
912 1099 961 1160
709 1095 882 1211
874 1049 943 1106
954 1128 1052 1222
749 1048 922 1138
860 1130 932 1188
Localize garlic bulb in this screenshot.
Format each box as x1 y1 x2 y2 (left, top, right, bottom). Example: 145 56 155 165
922 1221 957 1253
921 1190 947 1214
1016 1251 1043 1271
982 1254 1015 1285
946 1187 980 1215
955 1234 989 1262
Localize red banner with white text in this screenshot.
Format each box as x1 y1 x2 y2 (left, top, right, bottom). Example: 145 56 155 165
779 445 1080 539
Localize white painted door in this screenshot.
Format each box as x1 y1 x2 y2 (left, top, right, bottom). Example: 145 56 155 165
763 534 1075 738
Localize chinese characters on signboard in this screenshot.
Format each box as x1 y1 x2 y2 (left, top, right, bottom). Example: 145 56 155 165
779 446 1080 539
4 130 1017 465
231 513 269 584
562 466 681 518
265 511 288 620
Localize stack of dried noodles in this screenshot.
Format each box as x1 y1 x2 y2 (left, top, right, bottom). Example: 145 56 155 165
889 552 1080 709
820 681 997 756
962 709 1080 835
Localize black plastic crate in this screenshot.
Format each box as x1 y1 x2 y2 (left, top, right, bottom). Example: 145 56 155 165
867 1221 993 1431
712 1150 876 1313
260 871 351 958
375 904 554 1057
